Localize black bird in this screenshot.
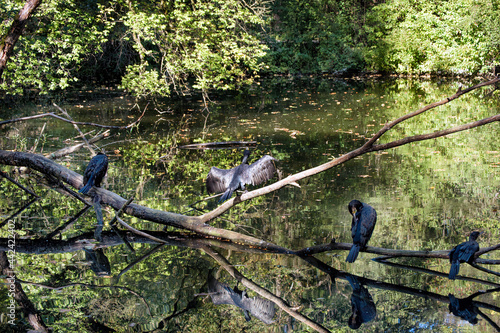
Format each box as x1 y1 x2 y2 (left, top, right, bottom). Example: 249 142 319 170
208 274 276 324
206 149 277 203
79 152 108 194
346 275 377 329
346 200 377 263
448 231 481 280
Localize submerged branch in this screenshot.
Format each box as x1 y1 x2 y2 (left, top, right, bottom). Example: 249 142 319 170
45 130 110 160
0 78 499 265
295 240 500 264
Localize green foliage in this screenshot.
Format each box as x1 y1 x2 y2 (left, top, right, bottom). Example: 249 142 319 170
118 0 268 97
364 0 500 75
265 0 367 73
0 0 109 95
2 0 500 97
120 63 171 100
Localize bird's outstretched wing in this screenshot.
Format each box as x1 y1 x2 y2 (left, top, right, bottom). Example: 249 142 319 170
208 275 237 306
206 167 235 194
244 155 277 186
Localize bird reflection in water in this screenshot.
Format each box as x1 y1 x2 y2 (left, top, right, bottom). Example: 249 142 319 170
346 275 377 329
84 248 111 278
206 149 278 203
448 294 478 325
207 274 276 324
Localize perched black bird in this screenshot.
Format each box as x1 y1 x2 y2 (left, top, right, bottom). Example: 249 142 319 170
346 275 377 329
346 200 377 263
208 274 276 324
79 152 108 194
448 231 482 280
206 150 277 203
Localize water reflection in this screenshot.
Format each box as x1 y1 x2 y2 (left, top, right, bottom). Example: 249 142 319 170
2 230 498 331
208 274 276 324
1 77 500 332
84 248 111 278
345 275 376 329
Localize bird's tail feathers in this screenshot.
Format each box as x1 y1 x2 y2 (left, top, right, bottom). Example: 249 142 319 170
448 262 460 280
78 182 92 194
219 189 234 203
78 176 95 194
346 244 360 263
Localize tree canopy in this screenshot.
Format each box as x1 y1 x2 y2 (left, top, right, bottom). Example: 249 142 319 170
1 0 499 97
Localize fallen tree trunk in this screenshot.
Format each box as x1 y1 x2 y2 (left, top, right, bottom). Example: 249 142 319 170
0 150 293 253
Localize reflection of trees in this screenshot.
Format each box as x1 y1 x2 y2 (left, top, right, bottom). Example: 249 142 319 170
2 232 499 331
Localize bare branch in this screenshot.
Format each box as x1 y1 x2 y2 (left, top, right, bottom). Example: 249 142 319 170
0 106 147 129
368 114 500 152
197 79 500 219
362 76 500 148
45 130 110 160
53 103 95 155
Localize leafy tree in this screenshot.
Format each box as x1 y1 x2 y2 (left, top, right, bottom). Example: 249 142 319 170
364 0 500 75
265 0 368 73
119 0 268 98
0 0 108 95
0 0 269 98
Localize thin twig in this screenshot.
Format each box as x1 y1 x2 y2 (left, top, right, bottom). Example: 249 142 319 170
44 205 92 240
15 278 152 317
0 169 39 197
0 106 147 128
46 130 110 160
115 216 167 244
470 262 500 277
0 197 39 228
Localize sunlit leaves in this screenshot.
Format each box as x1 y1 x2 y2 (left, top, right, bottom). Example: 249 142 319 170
119 0 268 97
364 0 500 75
1 0 108 95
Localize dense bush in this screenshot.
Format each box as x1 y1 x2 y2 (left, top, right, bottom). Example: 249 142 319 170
364 0 500 75
1 0 499 97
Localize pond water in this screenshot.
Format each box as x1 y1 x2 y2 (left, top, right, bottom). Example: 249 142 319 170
0 77 499 332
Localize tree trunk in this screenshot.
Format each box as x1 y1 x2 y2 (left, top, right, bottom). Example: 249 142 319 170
0 0 42 81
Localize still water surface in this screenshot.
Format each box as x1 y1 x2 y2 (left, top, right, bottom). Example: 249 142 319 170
1 77 499 332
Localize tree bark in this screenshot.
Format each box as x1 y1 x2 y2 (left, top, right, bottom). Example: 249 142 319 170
0 0 42 81
0 149 293 253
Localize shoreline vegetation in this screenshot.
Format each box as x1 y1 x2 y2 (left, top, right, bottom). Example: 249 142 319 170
1 0 499 100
